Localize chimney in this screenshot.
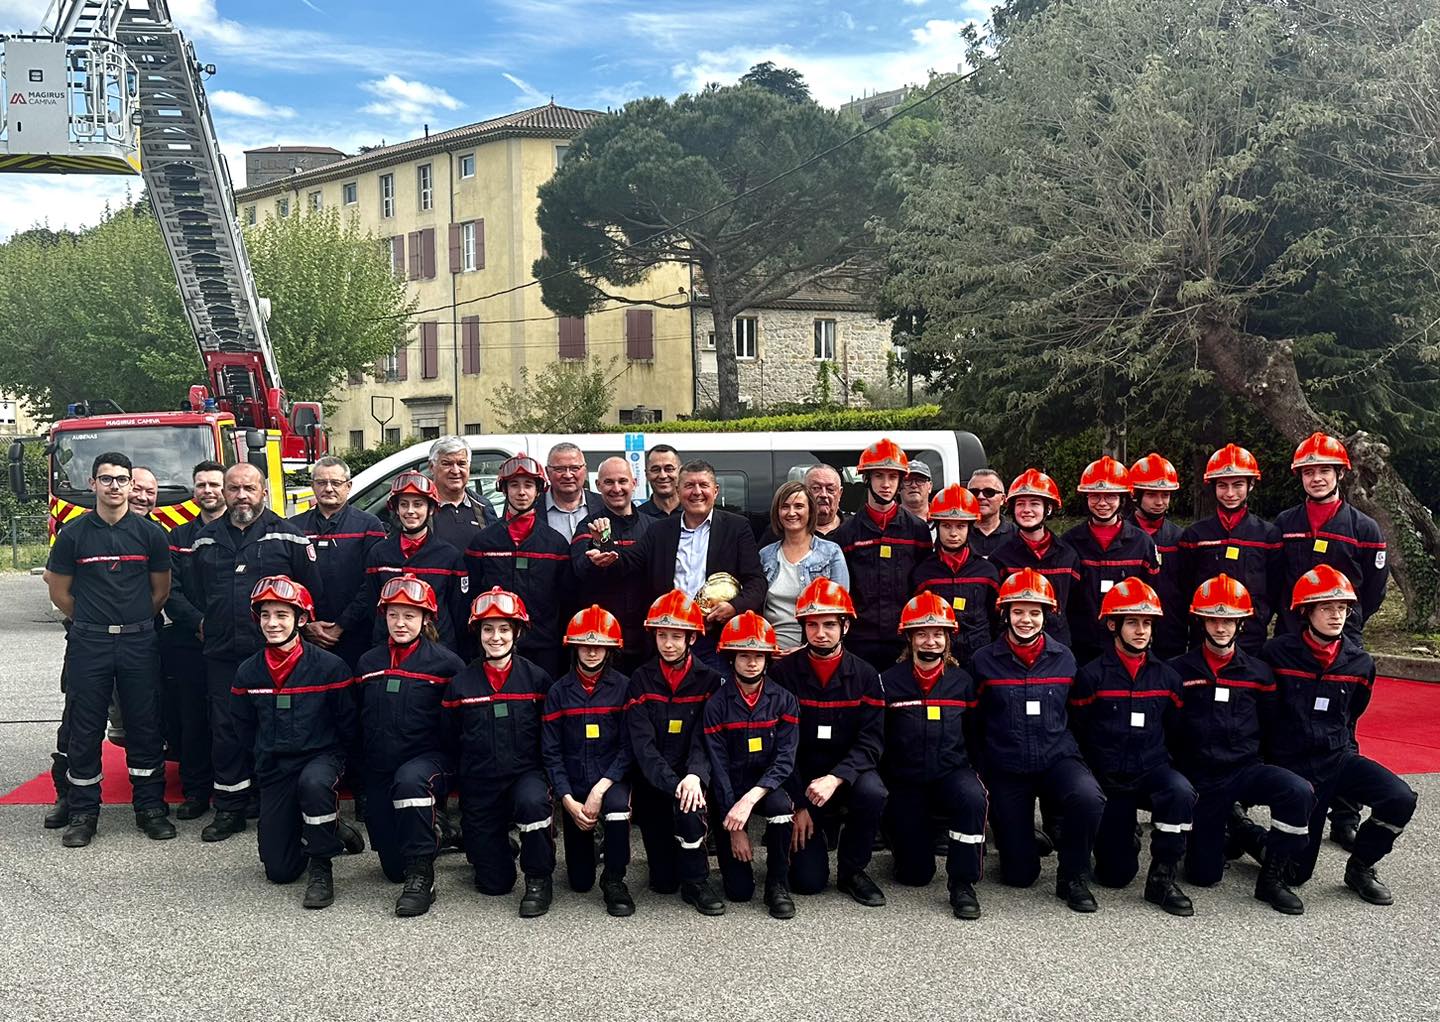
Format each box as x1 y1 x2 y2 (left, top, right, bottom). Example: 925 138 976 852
424 123 430 137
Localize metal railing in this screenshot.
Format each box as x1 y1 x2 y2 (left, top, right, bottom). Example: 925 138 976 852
8 514 50 570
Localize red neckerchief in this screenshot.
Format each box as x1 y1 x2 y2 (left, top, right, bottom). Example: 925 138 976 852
264 642 304 688
577 664 603 693
389 638 419 670
938 546 970 574
864 501 899 531
1216 507 1247 533
1006 633 1045 669
1302 630 1340 671
1115 646 1146 681
808 650 843 687
1020 528 1052 559
738 679 764 710
506 509 536 546
484 660 512 693
659 656 691 693
399 530 428 559
1202 645 1234 677
1305 497 1342 535
1133 514 1163 537
1088 520 1122 551
913 660 944 695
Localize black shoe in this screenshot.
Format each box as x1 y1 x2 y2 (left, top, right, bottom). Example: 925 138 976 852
135 808 177 841
519 876 553 918
950 882 981 920
837 870 886 908
303 858 334 909
395 857 436 918
1344 858 1394 906
680 877 726 916
1330 818 1359 853
201 810 247 842
1143 861 1194 917
437 810 464 855
1254 856 1304 915
1056 876 1098 913
44 763 69 829
338 819 366 855
175 798 210 821
62 814 97 848
765 882 796 919
43 797 69 830
600 875 635 917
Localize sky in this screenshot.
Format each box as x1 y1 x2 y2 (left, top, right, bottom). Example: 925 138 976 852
0 0 987 240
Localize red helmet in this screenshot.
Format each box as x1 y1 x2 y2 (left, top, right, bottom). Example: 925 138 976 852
996 568 1058 609
388 471 439 509
929 484 980 522
1290 564 1357 609
1129 453 1179 492
795 577 857 620
1203 443 1262 482
1291 432 1351 472
644 589 706 633
495 453 549 494
1189 574 1254 619
249 575 316 619
717 610 780 654
378 573 438 615
468 586 530 627
898 591 957 633
564 604 623 648
1077 456 1132 495
1006 468 1063 508
1099 576 1164 618
857 438 909 475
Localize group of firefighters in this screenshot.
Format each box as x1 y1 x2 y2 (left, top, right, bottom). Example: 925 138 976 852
40 428 1417 923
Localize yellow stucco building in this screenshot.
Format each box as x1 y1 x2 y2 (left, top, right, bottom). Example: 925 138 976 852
233 103 694 449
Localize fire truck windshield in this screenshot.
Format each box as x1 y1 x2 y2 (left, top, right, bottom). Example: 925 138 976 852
52 425 217 500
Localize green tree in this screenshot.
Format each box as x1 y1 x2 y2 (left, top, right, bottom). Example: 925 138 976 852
533 84 900 419
884 0 1440 627
487 356 619 432
739 62 810 102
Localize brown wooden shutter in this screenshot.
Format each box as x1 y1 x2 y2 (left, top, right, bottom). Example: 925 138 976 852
462 316 480 374
420 321 438 379
558 316 586 358
448 224 462 273
391 235 405 276
626 308 654 360
476 219 485 269
407 231 421 280
395 342 408 381
421 228 436 279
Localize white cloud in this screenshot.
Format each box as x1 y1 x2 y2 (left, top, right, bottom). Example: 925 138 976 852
502 73 547 106
0 0 48 32
359 74 463 121
210 90 297 120
0 176 133 242
838 11 856 31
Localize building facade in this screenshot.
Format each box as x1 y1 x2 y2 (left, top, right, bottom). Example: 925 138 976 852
234 104 694 450
243 145 347 187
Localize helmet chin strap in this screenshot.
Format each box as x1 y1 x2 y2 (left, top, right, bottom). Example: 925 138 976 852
400 517 429 538
1307 487 1340 505
1090 508 1121 526
1204 631 1237 653
1306 621 1343 643
867 482 896 506
1006 613 1042 645
264 616 304 648
1135 505 1165 523
660 636 695 667
1117 635 1149 656
914 647 945 665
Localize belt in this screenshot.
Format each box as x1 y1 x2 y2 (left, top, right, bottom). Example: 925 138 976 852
71 620 155 635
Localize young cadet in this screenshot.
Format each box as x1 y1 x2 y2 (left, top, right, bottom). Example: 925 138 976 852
1127 453 1188 659
624 590 725 915
355 574 466 918
990 469 1080 647
231 576 358 910
1062 457 1160 664
770 579 888 907
880 592 987 920
910 483 1000 665
970 569 1106 912
542 605 636 918
1262 566 1417 905
704 611 801 920
1069 578 1197 916
1168 575 1314 914
363 472 469 651
833 438 933 670
1178 444 1282 656
467 455 574 679
445 587 556 917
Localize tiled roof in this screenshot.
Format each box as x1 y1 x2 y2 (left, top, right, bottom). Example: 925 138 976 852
234 103 603 199
694 279 879 314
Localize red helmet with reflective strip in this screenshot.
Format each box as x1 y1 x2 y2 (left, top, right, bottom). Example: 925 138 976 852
1077 456 1132 494
795 577 857 620
857 438 909 475
1099 576 1164 618
717 610 780 654
898 590 957 633
929 483 980 522
388 471 439 509
1291 432 1351 472
1203 443 1262 482
378 573 438 615
468 586 530 627
564 604 623 648
1290 564 1357 609
1129 453 1179 492
1006 468 1063 508
495 453 549 494
996 568 1057 609
644 589 706 633
1189 574 1254 619
249 575 316 619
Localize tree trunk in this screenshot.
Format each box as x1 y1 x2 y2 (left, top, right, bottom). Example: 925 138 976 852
1198 323 1440 631
707 288 741 420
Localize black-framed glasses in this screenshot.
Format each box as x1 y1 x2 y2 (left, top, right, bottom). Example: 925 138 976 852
95 474 131 488
969 487 1003 499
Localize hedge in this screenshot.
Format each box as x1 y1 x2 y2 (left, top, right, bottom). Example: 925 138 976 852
594 405 946 434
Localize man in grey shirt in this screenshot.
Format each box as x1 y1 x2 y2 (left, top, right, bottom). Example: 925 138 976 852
543 442 605 541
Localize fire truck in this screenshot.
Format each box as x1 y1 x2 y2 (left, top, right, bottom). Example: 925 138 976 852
1 0 323 532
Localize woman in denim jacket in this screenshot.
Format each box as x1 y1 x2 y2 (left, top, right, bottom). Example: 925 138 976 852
759 482 850 652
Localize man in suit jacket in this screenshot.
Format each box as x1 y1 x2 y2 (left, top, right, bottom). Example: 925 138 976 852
584 460 766 673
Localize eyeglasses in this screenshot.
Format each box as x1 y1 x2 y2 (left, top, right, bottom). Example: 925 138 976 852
547 465 585 475
969 487 1003 499
312 478 350 489
95 474 131 488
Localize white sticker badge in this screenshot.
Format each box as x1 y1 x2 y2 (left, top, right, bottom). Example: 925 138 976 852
817 725 833 740
1025 700 1041 716
1314 697 1330 712
1215 687 1231 703
1130 711 1145 728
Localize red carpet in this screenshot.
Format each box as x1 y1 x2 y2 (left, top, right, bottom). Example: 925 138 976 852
2 676 1438 805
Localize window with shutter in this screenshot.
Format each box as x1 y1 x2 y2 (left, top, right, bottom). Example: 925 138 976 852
625 308 655 360
390 235 405 276
462 316 481 374
421 228 436 279
417 164 434 211
475 219 485 269
395 343 408 381
448 224 462 274
421 322 439 379
407 231 421 280
558 316 586 359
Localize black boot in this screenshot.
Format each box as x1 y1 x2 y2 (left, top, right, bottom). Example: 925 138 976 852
1344 857 1394 906
134 807 177 841
303 857 334 909
175 798 210 821
1056 875 1097 913
338 819 366 855
600 874 635 917
437 808 464 854
837 869 887 907
1143 860 1194 917
1224 804 1267 864
765 881 796 920
352 790 367 824
950 882 981 921
680 876 726 916
44 759 69 830
201 810 247 842
1254 856 1304 915
62 814 97 848
519 876 553 918
1330 817 1359 853
395 856 436 918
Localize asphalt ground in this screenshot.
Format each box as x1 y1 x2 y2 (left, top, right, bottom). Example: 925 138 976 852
1 573 1437 1022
